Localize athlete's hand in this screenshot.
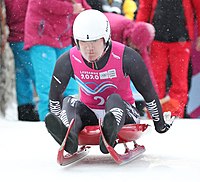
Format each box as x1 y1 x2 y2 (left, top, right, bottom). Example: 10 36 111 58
163 111 175 124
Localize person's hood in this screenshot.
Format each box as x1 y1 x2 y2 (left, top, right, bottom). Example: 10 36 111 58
130 22 155 51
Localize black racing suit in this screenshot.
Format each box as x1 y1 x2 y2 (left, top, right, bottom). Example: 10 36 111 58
49 42 166 134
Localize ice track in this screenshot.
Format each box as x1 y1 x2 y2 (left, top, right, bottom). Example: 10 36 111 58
0 116 200 182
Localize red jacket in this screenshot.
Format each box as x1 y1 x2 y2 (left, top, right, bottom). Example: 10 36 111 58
24 0 91 49
136 0 200 41
5 0 28 42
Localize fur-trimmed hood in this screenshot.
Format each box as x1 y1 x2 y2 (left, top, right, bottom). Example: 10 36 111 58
130 22 155 52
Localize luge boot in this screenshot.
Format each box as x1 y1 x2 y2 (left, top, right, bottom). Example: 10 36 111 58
45 113 78 155
99 112 118 154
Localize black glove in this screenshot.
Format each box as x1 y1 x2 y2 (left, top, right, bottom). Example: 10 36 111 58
154 111 175 133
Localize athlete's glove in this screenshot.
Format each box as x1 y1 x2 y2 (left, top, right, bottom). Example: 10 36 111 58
154 111 175 133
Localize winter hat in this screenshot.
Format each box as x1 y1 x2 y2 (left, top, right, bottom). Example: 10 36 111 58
130 22 155 52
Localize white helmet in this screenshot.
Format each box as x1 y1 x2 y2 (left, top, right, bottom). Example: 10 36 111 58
73 10 111 44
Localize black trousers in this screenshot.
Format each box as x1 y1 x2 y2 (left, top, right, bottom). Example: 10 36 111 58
62 93 140 134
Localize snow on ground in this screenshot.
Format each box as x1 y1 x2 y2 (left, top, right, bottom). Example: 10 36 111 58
0 105 200 182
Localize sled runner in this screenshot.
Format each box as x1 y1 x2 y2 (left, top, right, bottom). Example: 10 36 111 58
57 119 149 166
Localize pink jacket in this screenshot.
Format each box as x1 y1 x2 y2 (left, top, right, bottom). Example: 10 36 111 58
104 13 133 44
24 0 91 49
5 0 28 42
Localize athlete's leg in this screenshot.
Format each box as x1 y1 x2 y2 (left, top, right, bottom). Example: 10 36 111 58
124 101 141 124
61 96 98 133
100 93 127 153
45 113 68 149
45 96 98 154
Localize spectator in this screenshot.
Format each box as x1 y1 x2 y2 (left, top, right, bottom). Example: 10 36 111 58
86 0 103 11
136 0 200 118
101 0 123 14
0 0 10 116
0 0 6 55
122 0 137 20
24 0 91 121
87 0 137 20
4 0 39 121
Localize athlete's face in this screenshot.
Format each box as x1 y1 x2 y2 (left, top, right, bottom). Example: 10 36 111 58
79 38 105 62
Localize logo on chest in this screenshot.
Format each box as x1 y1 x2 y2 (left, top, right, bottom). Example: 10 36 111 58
76 69 118 95
80 69 117 80
99 69 117 79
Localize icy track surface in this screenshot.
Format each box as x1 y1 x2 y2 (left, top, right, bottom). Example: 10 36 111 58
0 117 200 182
